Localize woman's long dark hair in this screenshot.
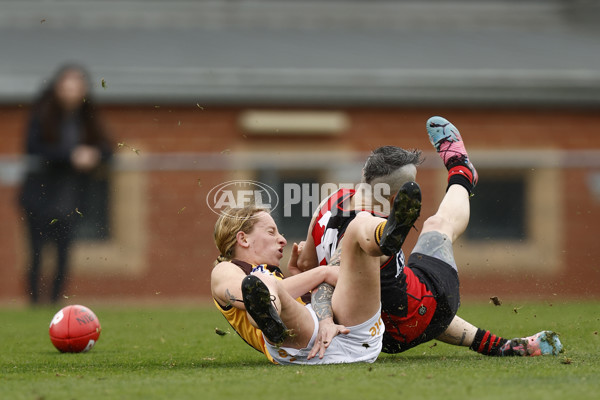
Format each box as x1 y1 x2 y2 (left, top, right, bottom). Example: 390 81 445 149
34 63 107 146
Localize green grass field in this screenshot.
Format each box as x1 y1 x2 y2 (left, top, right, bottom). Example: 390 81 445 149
1 301 598 400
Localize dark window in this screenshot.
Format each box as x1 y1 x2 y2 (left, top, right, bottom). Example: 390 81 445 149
466 173 526 240
73 176 111 241
258 170 321 240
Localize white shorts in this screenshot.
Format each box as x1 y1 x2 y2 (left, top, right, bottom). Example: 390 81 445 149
265 304 384 365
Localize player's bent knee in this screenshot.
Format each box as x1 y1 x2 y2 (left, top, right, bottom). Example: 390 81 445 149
344 211 372 238
343 211 382 257
422 215 446 233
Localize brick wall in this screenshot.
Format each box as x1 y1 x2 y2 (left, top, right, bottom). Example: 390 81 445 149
1 105 599 304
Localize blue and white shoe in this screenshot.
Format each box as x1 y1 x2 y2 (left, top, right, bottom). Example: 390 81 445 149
426 116 478 188
500 331 563 356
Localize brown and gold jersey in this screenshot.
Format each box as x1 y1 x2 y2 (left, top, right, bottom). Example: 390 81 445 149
213 259 285 364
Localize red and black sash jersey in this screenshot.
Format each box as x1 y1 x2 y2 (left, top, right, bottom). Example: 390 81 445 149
312 188 407 279
312 188 390 265
311 189 439 352
312 189 355 266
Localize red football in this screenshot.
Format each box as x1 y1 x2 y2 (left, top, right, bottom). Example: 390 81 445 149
49 305 101 353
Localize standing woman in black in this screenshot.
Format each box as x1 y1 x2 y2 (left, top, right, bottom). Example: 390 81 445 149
19 64 113 304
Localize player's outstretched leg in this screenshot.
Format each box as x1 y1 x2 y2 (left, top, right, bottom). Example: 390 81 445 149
496 330 563 356
377 181 422 256
241 275 289 345
427 116 478 194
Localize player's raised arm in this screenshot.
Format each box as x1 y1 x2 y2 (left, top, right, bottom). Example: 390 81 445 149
279 263 339 300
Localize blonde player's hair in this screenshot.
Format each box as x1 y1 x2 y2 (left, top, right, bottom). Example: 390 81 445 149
213 205 270 264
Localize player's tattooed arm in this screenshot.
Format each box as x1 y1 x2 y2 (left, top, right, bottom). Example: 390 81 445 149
225 288 243 307
311 283 334 321
307 281 349 359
